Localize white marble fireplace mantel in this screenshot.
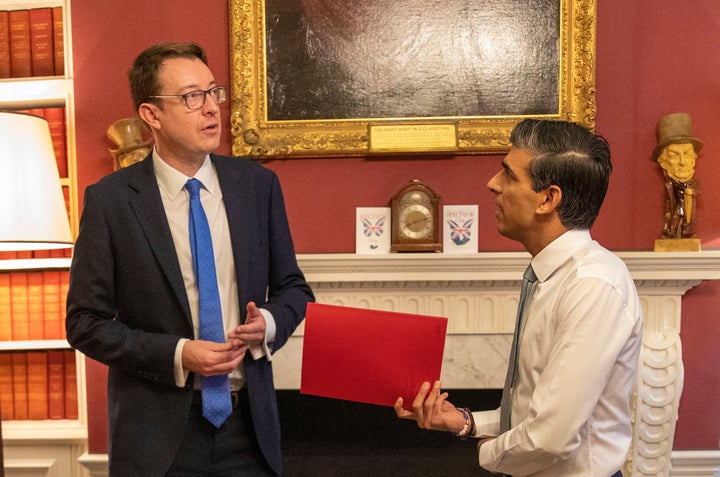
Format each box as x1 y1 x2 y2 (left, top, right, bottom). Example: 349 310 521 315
272 251 720 477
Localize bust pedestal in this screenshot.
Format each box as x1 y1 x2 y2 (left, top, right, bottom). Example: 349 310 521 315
654 238 702 252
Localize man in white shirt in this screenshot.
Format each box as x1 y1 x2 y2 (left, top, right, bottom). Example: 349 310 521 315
395 118 643 477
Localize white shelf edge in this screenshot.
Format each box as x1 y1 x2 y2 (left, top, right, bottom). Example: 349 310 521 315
0 0 63 9
0 257 71 271
0 339 70 350
1 418 87 442
0 77 73 108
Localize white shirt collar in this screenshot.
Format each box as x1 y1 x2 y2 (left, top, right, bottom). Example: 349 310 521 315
531 229 592 283
152 149 218 199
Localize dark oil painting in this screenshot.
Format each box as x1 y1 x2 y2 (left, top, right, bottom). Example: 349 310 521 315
264 0 560 121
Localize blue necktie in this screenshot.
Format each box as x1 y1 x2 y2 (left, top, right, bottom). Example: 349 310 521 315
185 178 232 428
499 265 537 433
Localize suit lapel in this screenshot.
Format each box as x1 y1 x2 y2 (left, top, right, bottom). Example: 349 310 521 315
127 158 193 326
213 156 253 322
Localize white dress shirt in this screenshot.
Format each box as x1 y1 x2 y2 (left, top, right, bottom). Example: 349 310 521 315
474 229 643 476
152 152 276 390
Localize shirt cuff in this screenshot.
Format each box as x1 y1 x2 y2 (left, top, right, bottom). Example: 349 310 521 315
472 407 501 438
249 308 276 361
174 338 190 388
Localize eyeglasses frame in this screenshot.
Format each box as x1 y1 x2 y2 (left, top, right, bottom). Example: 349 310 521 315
149 86 227 110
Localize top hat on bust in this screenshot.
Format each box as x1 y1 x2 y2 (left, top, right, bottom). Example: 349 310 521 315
652 112 703 160
107 117 153 155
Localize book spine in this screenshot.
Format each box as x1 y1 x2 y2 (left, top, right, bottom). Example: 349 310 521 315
59 270 69 339
0 11 10 78
44 107 68 178
29 8 53 77
0 273 11 341
0 352 14 420
63 350 78 419
26 350 49 419
10 272 29 341
48 247 72 259
27 272 45 340
25 107 44 118
8 9 31 78
52 6 63 76
47 349 65 419
62 186 71 233
11 352 28 419
42 270 62 340
32 249 51 259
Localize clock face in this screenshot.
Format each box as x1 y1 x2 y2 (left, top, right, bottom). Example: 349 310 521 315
399 204 433 239
390 180 442 252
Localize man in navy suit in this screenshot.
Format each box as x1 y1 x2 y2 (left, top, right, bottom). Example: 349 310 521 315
66 42 314 476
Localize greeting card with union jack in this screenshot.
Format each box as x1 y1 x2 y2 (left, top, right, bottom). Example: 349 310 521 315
443 205 478 253
356 207 391 254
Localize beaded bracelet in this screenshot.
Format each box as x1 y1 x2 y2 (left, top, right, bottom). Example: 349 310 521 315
454 407 474 440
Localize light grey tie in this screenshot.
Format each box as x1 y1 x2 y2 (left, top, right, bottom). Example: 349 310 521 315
499 264 537 433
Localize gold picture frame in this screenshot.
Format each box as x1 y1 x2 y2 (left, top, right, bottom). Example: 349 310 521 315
229 0 596 158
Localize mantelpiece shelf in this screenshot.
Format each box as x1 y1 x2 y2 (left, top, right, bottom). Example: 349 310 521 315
295 250 720 283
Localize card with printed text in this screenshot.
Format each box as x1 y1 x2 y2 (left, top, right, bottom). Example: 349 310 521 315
443 205 478 253
355 207 391 254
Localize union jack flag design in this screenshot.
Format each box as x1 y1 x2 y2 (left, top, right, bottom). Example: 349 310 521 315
448 218 473 245
362 216 385 237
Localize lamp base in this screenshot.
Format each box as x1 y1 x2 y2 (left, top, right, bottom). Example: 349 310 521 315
654 238 702 252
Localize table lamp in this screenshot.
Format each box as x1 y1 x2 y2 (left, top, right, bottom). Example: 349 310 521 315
0 111 73 251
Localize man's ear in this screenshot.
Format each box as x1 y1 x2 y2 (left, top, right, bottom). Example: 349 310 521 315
138 103 160 130
536 185 562 215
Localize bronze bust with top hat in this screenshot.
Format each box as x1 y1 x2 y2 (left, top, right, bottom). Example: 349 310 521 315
107 117 154 170
652 112 703 251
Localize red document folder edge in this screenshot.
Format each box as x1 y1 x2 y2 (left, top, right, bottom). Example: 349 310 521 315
300 302 448 408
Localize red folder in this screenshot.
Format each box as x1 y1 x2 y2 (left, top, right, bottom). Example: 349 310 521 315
300 303 447 408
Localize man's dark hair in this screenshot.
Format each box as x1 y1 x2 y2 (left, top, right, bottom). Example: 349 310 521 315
129 42 208 112
510 118 612 229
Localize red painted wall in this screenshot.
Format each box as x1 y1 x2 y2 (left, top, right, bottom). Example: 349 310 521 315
71 0 720 452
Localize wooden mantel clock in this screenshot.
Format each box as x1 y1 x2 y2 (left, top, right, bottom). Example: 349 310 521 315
390 180 442 252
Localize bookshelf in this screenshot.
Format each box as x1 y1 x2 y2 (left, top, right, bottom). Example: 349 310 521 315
0 0 77 235
1 0 87 475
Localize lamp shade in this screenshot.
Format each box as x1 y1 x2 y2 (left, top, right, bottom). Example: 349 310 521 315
0 111 73 251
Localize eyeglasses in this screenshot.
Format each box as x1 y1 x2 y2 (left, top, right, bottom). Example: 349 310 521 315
149 86 227 110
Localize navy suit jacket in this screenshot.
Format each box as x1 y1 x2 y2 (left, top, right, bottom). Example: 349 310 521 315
66 154 314 476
